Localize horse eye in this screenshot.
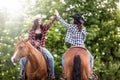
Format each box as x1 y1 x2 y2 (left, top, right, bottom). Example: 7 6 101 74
19 46 23 50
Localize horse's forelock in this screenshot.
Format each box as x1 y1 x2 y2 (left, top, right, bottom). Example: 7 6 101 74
16 39 27 48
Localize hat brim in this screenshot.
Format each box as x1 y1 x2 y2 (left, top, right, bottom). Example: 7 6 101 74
70 16 84 23
70 15 75 18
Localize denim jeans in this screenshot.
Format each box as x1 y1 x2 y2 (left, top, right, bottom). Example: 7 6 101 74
20 57 27 75
62 47 94 69
42 47 54 76
20 47 54 76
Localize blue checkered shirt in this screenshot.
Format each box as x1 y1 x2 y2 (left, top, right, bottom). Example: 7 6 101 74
57 15 86 46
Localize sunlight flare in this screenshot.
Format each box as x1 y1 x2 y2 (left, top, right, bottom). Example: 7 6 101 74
0 0 23 15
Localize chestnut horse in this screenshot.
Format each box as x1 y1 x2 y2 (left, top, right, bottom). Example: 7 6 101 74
63 46 91 80
11 39 47 80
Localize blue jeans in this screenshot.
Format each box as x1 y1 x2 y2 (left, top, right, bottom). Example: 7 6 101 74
87 50 94 69
62 48 94 69
42 47 54 76
20 47 54 76
20 57 27 75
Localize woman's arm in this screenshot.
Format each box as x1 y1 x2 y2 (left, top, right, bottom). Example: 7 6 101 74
44 15 57 31
55 9 70 28
82 27 86 42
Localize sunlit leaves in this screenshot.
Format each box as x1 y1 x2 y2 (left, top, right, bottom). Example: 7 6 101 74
0 0 120 80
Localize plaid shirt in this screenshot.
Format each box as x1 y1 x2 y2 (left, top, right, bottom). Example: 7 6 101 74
57 15 86 46
29 15 56 47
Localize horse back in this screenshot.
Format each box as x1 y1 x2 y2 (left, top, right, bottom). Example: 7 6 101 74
64 46 91 80
64 46 88 59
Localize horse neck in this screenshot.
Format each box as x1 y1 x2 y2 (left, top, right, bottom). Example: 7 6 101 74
27 42 43 69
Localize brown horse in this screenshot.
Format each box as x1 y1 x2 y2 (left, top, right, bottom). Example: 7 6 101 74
63 46 92 80
11 39 47 80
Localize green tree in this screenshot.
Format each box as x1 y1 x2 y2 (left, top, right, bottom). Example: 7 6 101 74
0 0 120 80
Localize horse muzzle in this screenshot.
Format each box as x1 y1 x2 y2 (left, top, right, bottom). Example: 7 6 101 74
11 57 20 63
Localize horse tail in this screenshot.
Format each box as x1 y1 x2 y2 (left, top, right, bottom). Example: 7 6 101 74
72 55 82 80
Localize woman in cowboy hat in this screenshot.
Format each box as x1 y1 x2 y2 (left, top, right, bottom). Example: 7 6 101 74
55 10 97 79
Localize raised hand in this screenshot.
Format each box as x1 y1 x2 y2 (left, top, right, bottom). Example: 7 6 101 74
54 9 59 16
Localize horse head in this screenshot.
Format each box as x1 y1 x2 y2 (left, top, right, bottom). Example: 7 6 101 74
11 39 29 63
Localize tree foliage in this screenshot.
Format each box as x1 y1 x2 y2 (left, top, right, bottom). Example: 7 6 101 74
0 0 120 80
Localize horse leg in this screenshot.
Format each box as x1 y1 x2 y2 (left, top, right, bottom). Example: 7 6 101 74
41 76 47 80
40 73 47 80
27 77 31 80
81 54 91 80
66 71 71 80
64 65 72 80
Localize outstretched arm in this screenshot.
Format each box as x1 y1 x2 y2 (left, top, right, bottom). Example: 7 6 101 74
82 27 86 42
55 9 71 28
44 15 57 31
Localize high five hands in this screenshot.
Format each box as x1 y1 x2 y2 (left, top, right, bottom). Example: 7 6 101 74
54 9 59 16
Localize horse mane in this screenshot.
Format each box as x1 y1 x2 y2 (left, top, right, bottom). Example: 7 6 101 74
26 41 40 53
16 39 40 54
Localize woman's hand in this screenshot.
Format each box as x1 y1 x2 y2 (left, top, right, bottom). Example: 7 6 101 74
54 9 59 16
34 41 40 47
